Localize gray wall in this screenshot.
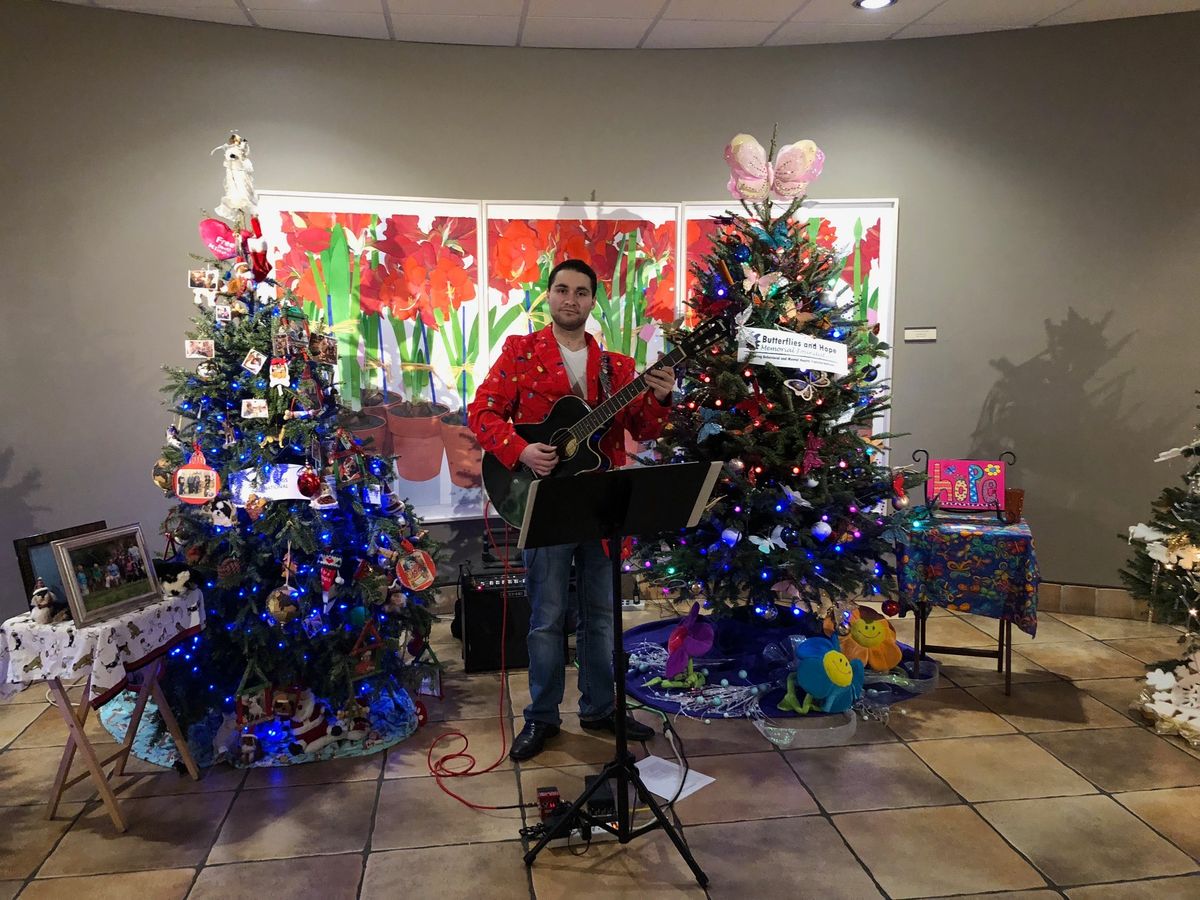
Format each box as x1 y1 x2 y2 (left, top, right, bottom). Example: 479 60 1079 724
2 0 1197 618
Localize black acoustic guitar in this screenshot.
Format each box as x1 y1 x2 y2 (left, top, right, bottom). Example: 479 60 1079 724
482 318 729 529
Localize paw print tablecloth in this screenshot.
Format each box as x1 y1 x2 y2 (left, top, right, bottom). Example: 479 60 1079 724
897 520 1039 637
0 592 204 706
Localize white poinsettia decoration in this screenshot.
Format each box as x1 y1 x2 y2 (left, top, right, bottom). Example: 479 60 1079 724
1137 649 1200 747
1147 668 1177 691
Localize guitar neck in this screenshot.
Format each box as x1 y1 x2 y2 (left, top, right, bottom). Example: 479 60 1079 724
569 346 686 442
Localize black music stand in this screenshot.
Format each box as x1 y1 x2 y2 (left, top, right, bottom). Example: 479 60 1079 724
518 460 721 888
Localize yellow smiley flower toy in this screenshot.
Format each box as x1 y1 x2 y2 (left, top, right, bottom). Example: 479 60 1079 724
825 607 903 672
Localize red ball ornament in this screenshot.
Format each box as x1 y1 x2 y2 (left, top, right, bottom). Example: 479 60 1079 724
297 467 321 498
882 599 900 618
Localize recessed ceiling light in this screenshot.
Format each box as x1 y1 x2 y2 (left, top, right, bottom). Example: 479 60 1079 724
853 0 897 10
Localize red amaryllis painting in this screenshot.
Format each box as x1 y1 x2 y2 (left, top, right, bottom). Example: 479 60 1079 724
809 217 838 251
841 219 880 288
489 220 543 294
373 214 424 261
645 262 676 323
430 254 476 319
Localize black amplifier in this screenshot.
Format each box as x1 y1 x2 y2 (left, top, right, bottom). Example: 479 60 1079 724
458 564 532 673
465 570 529 595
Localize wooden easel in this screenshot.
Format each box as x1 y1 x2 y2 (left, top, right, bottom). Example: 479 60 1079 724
46 658 200 832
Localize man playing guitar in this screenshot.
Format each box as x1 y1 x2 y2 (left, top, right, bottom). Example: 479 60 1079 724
467 258 676 761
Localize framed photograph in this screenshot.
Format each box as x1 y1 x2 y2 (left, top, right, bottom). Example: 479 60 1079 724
185 339 215 359
51 524 162 626
241 398 269 419
309 331 338 365
273 309 311 357
13 521 108 614
187 267 218 290
214 303 233 323
241 348 267 374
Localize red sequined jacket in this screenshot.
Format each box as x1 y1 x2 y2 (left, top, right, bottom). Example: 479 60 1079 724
467 326 671 471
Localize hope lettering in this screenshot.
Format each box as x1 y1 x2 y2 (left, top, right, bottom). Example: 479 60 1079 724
928 459 1005 511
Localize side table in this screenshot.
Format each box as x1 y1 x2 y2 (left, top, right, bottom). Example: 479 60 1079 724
898 519 1040 697
0 592 206 832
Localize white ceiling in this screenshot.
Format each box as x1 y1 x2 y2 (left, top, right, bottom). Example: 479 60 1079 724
58 0 1200 47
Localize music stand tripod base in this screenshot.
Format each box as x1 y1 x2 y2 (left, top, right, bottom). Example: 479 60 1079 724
517 461 720 888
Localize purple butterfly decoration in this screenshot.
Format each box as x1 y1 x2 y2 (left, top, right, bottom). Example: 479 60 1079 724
802 433 825 474
665 602 715 679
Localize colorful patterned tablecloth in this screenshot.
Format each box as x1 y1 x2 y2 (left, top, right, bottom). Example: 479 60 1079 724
897 520 1039 637
0 592 205 707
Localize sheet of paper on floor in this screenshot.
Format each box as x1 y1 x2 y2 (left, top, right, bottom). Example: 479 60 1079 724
635 755 715 802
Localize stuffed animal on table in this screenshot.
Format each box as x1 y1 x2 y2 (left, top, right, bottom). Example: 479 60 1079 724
29 578 65 625
212 133 258 224
152 560 195 598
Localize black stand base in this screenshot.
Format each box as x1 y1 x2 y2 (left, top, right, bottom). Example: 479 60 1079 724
522 750 709 888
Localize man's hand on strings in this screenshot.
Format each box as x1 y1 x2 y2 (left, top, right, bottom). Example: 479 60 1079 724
519 442 559 477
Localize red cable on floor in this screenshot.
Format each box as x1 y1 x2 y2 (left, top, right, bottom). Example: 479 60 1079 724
427 501 530 811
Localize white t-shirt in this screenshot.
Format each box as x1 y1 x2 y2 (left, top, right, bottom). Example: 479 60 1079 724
558 343 589 398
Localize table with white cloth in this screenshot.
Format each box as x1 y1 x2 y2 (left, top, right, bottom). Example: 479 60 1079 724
0 592 205 831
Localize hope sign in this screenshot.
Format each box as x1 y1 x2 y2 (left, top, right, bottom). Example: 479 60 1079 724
926 459 1006 511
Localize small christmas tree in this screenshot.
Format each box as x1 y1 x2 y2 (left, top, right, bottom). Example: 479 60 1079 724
638 131 917 622
1122 399 1200 647
155 135 440 766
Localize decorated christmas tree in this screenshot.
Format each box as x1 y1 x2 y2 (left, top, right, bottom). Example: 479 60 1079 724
636 131 917 626
1122 401 1200 644
153 135 440 766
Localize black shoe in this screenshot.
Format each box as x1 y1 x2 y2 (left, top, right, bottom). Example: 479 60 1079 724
580 712 656 742
510 720 560 761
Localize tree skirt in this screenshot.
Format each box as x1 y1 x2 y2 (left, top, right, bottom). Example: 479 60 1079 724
1135 648 1200 748
624 615 936 745
99 686 420 769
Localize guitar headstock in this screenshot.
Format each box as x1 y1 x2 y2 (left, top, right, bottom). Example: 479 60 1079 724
677 316 732 360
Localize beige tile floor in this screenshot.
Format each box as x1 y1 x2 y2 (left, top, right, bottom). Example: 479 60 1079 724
3 606 1200 898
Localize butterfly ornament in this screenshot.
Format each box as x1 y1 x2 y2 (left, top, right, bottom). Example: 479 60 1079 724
750 526 789 554
782 485 813 509
743 270 784 296
734 306 756 348
784 373 831 402
725 133 825 202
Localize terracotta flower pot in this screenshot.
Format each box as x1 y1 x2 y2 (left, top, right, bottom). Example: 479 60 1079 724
337 410 388 458
439 412 482 489
360 390 407 456
388 402 448 482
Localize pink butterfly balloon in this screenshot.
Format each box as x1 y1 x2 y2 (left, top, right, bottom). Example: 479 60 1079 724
725 133 824 202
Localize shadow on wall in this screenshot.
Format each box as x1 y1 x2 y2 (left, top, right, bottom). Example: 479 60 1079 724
968 308 1171 584
0 447 47 614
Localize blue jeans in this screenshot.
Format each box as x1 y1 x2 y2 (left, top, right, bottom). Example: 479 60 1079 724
522 540 614 726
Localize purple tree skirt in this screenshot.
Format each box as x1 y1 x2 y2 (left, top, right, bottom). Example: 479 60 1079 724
624 615 937 724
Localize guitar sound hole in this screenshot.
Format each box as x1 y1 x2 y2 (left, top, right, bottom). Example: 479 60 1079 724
550 430 574 459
